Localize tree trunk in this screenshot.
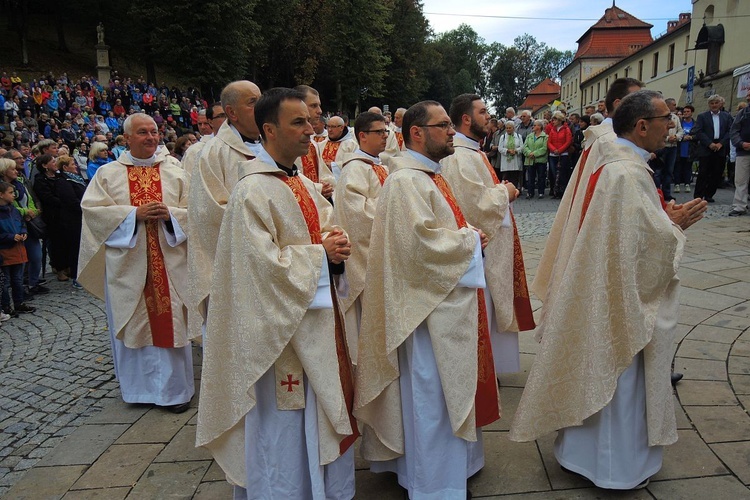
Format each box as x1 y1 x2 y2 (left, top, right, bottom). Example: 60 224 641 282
336 81 343 114
56 19 69 52
53 1 69 52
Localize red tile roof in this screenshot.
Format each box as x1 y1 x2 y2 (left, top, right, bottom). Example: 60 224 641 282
574 6 653 60
519 78 561 113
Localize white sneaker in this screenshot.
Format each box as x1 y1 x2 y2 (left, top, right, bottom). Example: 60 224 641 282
674 184 680 193
0 312 11 321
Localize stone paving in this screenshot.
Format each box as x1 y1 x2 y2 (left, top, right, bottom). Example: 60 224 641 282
3 186 750 499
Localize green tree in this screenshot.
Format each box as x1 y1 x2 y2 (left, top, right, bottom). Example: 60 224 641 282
486 34 573 112
378 0 431 109
316 0 393 114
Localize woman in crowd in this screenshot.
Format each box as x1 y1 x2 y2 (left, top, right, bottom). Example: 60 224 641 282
87 141 110 179
172 136 191 162
523 120 549 199
674 104 696 193
495 121 524 190
33 154 67 281
0 157 46 296
111 135 127 160
547 111 573 199
55 156 86 289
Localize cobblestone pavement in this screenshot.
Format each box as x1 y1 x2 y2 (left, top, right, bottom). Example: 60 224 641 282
0 183 746 499
0 279 116 496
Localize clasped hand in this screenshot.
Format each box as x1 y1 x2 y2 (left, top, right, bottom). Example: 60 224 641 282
135 201 170 221
665 198 708 230
323 229 351 264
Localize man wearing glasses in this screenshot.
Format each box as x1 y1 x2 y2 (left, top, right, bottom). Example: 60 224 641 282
320 115 357 180
356 101 491 499
332 111 390 364
511 90 706 490
441 94 533 381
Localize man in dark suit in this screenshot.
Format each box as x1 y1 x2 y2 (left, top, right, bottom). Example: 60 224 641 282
693 94 733 202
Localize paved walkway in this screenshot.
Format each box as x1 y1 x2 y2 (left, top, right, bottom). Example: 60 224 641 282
4 188 750 499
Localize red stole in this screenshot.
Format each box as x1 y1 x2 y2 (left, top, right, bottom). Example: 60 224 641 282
313 135 327 143
126 164 175 348
429 172 500 428
346 157 388 185
279 174 360 455
321 140 343 166
395 131 404 150
301 143 320 183
478 151 536 331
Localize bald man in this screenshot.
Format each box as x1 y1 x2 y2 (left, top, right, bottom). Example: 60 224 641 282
187 80 263 342
320 115 358 180
383 107 407 159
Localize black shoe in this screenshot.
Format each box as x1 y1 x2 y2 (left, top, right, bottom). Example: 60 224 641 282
29 285 50 294
36 279 48 286
15 303 36 313
162 401 191 414
538 194 544 199
3 307 19 318
671 372 683 387
729 210 746 217
706 198 715 203
526 193 533 199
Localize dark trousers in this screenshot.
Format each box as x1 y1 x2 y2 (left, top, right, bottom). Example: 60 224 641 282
527 163 546 196
500 170 523 191
550 155 572 197
694 152 727 200
656 147 678 200
674 156 693 185
2 264 25 309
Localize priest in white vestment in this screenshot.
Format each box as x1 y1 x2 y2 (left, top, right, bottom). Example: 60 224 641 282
331 111 389 363
355 101 500 499
180 103 226 181
186 81 263 342
293 85 336 197
320 115 358 180
382 107 407 163
78 113 193 413
196 88 357 499
510 91 706 489
441 94 534 376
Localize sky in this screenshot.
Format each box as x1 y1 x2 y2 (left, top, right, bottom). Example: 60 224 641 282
422 0 694 52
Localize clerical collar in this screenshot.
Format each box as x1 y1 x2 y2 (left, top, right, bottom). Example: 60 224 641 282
614 137 650 162
127 151 157 166
275 162 298 177
453 131 480 149
406 149 441 174
393 126 402 133
354 148 382 164
230 124 261 146
330 129 351 143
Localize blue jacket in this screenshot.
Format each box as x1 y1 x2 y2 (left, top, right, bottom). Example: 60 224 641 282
0 204 28 266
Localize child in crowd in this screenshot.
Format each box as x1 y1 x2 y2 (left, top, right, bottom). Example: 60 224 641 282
0 181 35 317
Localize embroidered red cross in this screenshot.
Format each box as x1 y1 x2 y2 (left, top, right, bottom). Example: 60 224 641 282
281 374 300 392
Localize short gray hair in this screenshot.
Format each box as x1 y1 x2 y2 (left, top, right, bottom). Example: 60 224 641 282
533 119 545 128
707 94 725 104
590 113 604 125
123 113 156 135
612 89 664 136
37 139 56 153
505 107 516 114
520 110 532 118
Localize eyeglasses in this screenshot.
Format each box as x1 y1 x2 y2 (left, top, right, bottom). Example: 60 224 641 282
421 122 455 130
641 113 671 123
362 129 390 136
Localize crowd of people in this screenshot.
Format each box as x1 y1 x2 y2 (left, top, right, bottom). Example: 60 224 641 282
3 67 745 498
478 94 749 208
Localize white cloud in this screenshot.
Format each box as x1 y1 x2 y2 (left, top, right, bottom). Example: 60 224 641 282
422 0 694 51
